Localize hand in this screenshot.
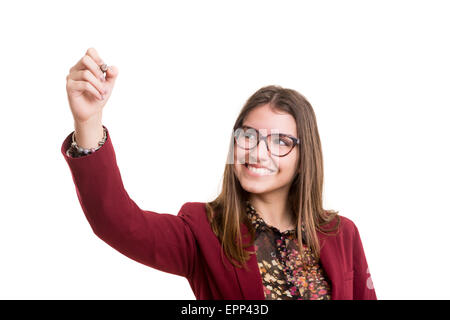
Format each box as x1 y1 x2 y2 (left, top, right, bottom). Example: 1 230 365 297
66 47 119 124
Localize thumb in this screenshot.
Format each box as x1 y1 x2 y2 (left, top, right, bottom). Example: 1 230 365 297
105 65 119 84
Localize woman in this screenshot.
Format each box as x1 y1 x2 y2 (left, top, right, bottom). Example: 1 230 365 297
62 47 377 300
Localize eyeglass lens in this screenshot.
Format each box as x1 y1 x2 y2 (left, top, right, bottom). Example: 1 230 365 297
234 128 294 156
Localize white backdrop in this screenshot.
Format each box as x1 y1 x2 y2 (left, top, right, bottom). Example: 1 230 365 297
1 0 449 299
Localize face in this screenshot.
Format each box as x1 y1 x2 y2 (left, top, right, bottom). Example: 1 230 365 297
233 104 299 196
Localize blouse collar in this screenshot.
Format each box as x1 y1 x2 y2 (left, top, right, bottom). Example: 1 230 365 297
245 200 306 240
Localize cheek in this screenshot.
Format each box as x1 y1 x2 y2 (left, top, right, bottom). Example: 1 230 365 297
234 145 247 165
233 144 248 171
233 146 244 175
275 162 296 183
285 153 299 179
271 153 299 186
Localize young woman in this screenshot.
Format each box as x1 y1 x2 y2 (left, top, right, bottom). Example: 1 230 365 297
62 47 377 300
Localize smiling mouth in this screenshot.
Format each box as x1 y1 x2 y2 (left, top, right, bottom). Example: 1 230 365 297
244 163 277 175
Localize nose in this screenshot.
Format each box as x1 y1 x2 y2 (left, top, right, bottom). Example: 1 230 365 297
251 137 271 164
253 135 280 169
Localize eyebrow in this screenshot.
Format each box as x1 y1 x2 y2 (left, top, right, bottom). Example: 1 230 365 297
241 125 295 138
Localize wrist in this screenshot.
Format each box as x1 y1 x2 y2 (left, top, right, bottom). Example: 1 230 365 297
69 126 107 157
73 118 104 150
74 113 102 130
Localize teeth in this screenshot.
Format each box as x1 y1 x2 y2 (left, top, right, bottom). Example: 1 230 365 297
247 164 274 175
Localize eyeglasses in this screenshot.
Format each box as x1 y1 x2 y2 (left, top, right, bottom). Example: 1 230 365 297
234 125 300 157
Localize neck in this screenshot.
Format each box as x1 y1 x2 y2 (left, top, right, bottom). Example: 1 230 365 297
248 190 295 232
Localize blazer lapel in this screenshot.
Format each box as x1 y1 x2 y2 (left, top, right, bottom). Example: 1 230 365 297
233 222 265 300
317 227 346 300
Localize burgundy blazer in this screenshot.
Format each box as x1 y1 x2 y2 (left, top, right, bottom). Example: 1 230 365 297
61 126 377 300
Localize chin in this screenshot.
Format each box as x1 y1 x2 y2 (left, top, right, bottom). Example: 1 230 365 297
239 180 277 194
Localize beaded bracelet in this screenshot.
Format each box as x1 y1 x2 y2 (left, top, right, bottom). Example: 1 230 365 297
67 126 107 157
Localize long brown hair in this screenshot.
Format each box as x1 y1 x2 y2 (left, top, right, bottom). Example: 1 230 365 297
205 85 340 271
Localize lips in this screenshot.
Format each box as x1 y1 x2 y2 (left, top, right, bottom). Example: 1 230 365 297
245 163 276 172
246 163 267 169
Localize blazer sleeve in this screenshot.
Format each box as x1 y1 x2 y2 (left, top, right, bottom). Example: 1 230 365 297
61 125 197 279
352 223 378 300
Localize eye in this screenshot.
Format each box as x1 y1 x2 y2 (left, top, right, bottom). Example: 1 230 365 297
244 131 257 139
272 135 292 147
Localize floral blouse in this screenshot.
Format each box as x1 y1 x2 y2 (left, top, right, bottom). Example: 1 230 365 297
245 200 331 300
66 133 331 300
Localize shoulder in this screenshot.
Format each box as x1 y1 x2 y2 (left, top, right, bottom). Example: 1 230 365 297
321 213 359 240
338 215 357 233
179 201 206 213
177 202 208 223
177 202 219 242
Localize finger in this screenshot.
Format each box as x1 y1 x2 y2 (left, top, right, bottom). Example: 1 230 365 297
70 54 105 83
71 69 107 96
86 47 108 81
104 64 119 83
67 78 104 101
85 47 104 66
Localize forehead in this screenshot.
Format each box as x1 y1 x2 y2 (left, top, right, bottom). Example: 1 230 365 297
242 104 297 137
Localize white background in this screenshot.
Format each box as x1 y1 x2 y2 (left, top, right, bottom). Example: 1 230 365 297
1 0 449 299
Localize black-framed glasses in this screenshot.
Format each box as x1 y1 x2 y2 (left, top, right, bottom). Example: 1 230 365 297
234 125 300 157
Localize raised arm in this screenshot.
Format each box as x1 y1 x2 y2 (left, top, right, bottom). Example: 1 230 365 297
61 125 197 279
63 47 197 279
